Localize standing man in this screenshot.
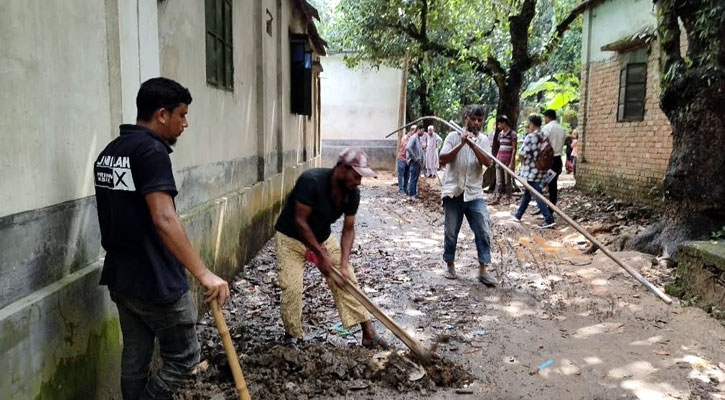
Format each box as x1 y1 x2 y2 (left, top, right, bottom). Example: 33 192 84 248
424 125 442 177
439 104 495 285
489 115 517 205
540 109 566 211
405 125 425 200
397 125 416 195
94 77 230 400
511 115 556 228
274 148 388 349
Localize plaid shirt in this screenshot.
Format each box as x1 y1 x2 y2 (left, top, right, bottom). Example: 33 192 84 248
518 131 547 182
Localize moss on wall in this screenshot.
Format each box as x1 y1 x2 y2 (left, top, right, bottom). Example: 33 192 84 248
33 317 120 400
668 241 725 323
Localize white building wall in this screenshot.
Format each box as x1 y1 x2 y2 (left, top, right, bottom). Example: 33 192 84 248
320 55 403 141
0 0 117 217
158 0 257 171
582 0 656 64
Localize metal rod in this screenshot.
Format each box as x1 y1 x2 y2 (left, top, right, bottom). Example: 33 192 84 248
396 115 672 305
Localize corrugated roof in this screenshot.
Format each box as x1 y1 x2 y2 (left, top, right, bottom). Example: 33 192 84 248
291 0 328 56
601 28 656 52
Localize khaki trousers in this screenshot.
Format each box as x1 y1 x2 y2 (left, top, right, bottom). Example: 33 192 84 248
275 232 369 338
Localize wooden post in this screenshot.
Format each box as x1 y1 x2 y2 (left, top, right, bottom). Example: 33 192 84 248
210 299 252 400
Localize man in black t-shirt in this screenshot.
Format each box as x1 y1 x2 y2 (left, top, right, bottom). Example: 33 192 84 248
94 77 229 400
274 148 388 348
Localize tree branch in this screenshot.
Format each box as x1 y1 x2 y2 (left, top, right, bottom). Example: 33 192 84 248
655 0 684 84
509 0 536 71
531 0 608 66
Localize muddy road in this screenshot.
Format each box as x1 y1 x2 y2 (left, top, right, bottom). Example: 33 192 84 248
177 173 725 399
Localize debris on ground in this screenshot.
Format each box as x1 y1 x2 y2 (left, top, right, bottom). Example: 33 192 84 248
174 173 725 400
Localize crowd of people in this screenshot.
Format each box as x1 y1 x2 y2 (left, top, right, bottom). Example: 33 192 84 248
397 107 579 230
397 124 443 201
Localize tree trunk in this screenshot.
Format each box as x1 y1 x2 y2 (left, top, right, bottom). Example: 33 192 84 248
633 0 725 257
496 72 524 128
633 70 725 256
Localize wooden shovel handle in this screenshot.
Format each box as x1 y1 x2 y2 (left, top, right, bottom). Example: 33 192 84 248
327 267 430 363
210 299 252 400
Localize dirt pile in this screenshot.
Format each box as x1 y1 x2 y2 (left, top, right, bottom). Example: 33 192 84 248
176 343 473 399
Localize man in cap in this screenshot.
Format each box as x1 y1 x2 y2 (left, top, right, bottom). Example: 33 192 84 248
273 148 388 348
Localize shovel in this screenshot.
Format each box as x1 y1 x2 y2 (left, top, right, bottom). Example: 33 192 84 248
326 266 432 365
210 299 252 400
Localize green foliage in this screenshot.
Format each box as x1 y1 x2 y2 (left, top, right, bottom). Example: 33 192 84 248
522 72 579 110
317 0 585 121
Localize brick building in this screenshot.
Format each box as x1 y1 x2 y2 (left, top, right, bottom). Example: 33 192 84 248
577 0 680 207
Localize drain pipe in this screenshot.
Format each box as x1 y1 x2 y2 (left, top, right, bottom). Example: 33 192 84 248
386 116 672 305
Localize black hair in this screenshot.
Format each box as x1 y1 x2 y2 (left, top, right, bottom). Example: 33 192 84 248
496 115 510 125
462 104 485 119
136 77 193 122
528 114 542 128
543 109 557 120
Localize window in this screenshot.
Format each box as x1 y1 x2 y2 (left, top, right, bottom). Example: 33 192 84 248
205 0 233 90
617 63 646 121
290 35 312 116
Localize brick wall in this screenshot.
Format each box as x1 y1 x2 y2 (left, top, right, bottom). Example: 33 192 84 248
577 44 673 208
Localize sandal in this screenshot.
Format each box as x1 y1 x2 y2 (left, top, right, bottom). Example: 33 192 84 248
478 272 497 287
363 334 390 350
283 334 300 348
444 269 458 280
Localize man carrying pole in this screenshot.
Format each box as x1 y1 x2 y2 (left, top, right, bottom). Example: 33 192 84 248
273 148 388 348
438 104 496 286
93 77 230 400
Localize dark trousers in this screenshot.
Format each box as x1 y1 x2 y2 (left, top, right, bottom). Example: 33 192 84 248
111 291 200 400
408 161 421 197
397 159 409 194
548 156 563 208
515 181 555 224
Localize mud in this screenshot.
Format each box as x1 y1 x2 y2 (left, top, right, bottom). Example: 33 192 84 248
177 342 473 400
175 172 725 399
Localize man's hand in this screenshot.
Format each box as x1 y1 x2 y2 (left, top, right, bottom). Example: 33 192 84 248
317 253 347 288
198 270 230 305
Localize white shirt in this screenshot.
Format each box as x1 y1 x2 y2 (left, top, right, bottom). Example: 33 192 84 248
542 120 566 156
440 131 491 202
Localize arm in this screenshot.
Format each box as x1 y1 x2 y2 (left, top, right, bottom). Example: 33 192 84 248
405 135 418 163
145 192 229 304
439 135 466 165
509 133 518 169
292 201 346 286
338 215 355 281
467 135 492 168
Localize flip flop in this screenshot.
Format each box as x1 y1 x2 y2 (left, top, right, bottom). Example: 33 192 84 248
478 272 497 287
363 334 390 350
444 269 458 280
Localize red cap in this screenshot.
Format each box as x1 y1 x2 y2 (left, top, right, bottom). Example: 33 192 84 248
337 147 376 177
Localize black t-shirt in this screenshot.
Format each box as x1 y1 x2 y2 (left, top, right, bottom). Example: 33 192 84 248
94 124 188 303
274 168 360 243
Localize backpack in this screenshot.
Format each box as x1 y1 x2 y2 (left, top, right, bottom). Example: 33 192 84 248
535 133 554 171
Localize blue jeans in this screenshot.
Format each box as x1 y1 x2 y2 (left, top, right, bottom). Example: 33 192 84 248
111 290 200 400
407 162 421 197
397 159 409 194
443 196 492 264
514 181 555 224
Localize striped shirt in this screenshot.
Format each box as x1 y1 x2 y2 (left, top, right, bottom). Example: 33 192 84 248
496 129 516 165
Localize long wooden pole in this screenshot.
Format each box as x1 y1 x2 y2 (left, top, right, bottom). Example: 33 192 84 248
210 299 252 400
327 267 431 364
395 116 672 305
